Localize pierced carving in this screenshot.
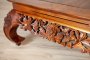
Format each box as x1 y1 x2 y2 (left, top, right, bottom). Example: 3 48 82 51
4 9 90 53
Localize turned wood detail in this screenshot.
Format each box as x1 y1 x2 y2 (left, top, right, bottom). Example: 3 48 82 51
4 9 90 53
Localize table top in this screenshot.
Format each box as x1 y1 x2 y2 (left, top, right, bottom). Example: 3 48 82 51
8 0 90 19
41 0 90 9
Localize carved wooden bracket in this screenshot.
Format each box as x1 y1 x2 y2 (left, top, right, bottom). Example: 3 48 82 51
3 9 90 53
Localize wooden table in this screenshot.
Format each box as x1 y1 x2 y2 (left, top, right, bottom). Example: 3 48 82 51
4 0 90 54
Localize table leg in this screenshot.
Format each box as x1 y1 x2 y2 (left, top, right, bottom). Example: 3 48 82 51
3 9 25 46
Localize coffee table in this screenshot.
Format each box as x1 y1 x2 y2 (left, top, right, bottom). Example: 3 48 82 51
4 0 90 53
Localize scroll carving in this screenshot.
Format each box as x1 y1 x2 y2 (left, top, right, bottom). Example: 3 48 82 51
4 9 90 53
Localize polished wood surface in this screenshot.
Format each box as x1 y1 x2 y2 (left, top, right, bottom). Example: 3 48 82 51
41 0 90 9
8 0 90 19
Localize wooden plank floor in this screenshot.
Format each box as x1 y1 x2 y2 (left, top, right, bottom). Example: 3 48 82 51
0 0 90 60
